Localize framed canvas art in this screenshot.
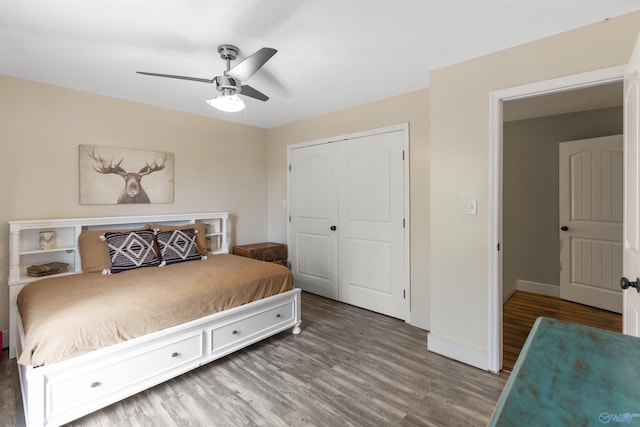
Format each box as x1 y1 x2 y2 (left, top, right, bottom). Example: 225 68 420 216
79 145 174 205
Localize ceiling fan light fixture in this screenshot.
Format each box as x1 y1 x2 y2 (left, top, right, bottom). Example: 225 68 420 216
139 44 276 114
206 93 245 113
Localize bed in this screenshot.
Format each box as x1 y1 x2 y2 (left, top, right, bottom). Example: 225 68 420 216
8 212 302 427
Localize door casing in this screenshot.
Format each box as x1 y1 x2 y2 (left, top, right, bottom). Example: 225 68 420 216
488 65 627 372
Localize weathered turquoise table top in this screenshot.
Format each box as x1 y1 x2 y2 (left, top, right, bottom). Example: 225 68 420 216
488 317 640 426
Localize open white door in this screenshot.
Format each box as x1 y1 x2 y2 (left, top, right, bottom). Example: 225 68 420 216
623 34 640 336
559 136 623 313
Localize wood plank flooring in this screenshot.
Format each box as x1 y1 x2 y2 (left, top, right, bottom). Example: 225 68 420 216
502 291 622 372
1 292 508 427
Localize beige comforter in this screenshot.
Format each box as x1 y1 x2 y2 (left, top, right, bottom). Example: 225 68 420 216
17 255 293 366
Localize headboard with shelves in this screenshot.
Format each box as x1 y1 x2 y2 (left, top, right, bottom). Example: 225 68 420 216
7 212 229 358
8 212 229 286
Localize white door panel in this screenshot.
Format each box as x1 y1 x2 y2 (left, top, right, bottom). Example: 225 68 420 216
570 238 622 287
570 150 623 222
623 34 640 336
296 233 331 278
338 132 406 318
289 144 339 299
559 135 623 312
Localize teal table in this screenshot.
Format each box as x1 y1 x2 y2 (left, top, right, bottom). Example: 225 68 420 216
489 317 640 426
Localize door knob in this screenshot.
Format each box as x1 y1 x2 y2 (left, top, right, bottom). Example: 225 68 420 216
620 277 640 292
330 225 337 231
560 226 569 231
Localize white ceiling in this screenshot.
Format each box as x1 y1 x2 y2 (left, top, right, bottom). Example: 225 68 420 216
1 1 639 129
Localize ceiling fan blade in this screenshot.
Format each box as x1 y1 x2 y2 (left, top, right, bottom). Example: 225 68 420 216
227 48 277 82
136 71 215 84
240 85 269 101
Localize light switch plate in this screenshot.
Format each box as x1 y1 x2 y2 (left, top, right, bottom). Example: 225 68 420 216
466 200 478 215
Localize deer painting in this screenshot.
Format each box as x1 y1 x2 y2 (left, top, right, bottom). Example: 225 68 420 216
88 148 168 204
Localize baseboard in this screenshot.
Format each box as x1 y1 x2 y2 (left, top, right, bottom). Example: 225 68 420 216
516 280 560 298
409 312 430 331
427 332 489 371
503 288 516 303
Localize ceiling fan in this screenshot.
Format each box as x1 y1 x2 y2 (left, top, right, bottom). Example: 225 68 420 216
137 44 277 113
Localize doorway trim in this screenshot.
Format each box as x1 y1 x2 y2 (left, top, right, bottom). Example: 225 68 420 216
487 65 626 372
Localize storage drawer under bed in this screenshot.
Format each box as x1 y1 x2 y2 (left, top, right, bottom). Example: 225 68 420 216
44 331 203 422
210 300 294 354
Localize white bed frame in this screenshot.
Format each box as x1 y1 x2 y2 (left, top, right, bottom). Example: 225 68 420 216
8 212 302 427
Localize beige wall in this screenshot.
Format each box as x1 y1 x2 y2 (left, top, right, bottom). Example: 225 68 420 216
429 11 640 368
266 89 430 319
502 106 623 300
0 76 270 343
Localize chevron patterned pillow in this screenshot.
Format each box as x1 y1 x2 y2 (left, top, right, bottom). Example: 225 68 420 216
155 228 203 265
101 229 160 274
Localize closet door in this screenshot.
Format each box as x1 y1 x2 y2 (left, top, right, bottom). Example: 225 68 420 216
289 143 339 299
337 131 406 319
288 126 408 320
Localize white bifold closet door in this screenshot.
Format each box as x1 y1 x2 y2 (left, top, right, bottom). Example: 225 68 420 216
289 127 407 320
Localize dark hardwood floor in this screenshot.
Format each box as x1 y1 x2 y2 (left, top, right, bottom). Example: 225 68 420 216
1 292 508 427
502 290 622 372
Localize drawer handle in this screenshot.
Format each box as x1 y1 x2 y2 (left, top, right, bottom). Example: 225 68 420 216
171 352 181 358
90 381 102 388
232 330 239 335
276 313 281 318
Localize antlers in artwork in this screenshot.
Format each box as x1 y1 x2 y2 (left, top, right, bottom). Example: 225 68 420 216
89 148 167 204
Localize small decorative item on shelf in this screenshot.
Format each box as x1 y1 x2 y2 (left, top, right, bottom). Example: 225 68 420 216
39 231 56 250
27 262 69 277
